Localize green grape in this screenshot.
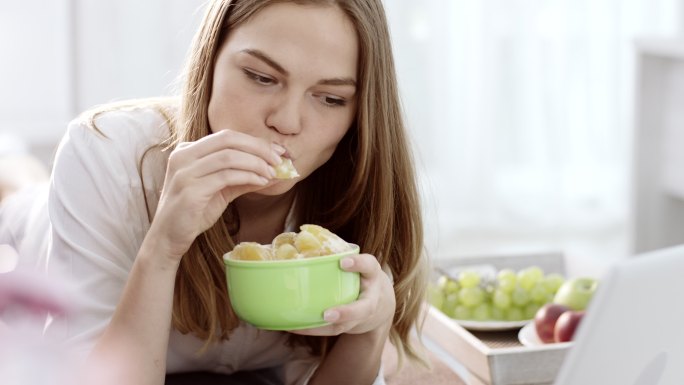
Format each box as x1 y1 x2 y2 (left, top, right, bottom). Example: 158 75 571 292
497 269 517 293
517 266 544 290
459 286 485 307
458 270 481 288
542 273 565 294
472 303 492 321
492 289 512 309
491 306 506 320
428 283 445 309
444 279 460 295
530 282 549 303
452 305 472 320
511 286 531 307
506 307 525 321
442 293 459 317
524 303 541 319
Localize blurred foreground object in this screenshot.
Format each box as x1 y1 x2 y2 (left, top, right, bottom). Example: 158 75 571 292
0 266 80 385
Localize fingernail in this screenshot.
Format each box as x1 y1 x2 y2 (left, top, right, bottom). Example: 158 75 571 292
259 177 269 185
271 152 284 165
324 310 339 322
268 166 276 177
272 143 286 155
340 258 353 269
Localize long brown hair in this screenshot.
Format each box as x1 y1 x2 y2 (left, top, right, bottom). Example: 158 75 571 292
87 0 428 368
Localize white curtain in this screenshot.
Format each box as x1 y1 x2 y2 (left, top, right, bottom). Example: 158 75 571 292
384 0 682 261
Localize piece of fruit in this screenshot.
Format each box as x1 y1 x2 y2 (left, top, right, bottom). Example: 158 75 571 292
554 310 585 342
472 303 492 321
295 230 324 256
517 266 544 290
458 270 481 289
530 282 550 304
452 305 472 320
511 286 531 307
553 277 598 311
272 232 297 249
496 269 517 292
275 243 299 260
274 157 300 179
458 286 485 308
534 303 571 343
492 289 512 310
230 242 273 261
300 224 349 254
542 273 565 293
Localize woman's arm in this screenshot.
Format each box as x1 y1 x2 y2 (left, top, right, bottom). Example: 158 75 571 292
49 118 283 385
85 238 180 384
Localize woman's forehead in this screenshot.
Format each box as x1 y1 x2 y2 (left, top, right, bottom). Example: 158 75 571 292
224 2 359 80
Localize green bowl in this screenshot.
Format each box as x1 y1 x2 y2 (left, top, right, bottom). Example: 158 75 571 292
223 245 360 330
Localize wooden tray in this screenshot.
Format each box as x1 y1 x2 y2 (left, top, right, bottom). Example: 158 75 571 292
423 251 571 385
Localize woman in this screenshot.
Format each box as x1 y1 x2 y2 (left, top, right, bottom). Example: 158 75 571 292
46 1 428 384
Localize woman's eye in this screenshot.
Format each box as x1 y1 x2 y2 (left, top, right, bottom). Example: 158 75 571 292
243 69 275 85
321 95 347 107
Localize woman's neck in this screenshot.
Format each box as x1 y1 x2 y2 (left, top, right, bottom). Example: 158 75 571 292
233 189 296 245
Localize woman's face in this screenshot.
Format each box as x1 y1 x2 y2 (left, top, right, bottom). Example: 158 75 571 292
208 2 359 195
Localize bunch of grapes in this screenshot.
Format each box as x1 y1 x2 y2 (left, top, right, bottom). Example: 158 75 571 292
428 266 565 322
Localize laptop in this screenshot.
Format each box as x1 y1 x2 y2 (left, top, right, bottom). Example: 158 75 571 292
553 244 684 385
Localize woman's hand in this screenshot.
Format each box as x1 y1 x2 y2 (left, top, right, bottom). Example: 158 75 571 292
145 129 284 264
289 253 396 336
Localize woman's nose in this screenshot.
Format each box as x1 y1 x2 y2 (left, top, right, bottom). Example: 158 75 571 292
265 95 303 135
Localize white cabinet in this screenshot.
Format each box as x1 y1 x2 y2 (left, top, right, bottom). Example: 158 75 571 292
633 38 684 252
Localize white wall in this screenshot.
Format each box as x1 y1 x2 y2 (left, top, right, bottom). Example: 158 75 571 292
0 0 205 157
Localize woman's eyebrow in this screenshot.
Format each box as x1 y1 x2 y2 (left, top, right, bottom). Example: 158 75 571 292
318 77 356 87
241 48 356 88
242 49 288 76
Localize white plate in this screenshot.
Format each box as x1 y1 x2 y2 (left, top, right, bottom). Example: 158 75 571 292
454 319 529 331
518 322 572 348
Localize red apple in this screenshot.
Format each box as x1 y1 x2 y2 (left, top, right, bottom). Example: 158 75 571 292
534 303 570 343
554 310 585 343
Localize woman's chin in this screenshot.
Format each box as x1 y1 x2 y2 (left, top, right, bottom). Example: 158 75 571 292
254 179 298 196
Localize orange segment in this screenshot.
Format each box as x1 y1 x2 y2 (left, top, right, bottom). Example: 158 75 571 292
230 242 273 261
274 157 299 179
275 243 300 260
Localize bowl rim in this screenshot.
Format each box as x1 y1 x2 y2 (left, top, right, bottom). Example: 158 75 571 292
223 244 360 268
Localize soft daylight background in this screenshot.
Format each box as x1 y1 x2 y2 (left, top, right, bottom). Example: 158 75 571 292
2 0 684 276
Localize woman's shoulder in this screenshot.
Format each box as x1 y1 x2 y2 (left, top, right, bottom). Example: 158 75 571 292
68 97 178 148
54 97 179 187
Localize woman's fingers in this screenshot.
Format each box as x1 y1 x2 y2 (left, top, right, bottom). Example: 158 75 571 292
173 129 284 167
189 147 275 181
288 254 394 337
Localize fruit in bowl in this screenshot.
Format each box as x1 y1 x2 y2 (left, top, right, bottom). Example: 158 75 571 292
223 225 360 330
428 264 568 324
553 277 598 311
534 303 571 343
554 310 585 342
533 276 598 343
